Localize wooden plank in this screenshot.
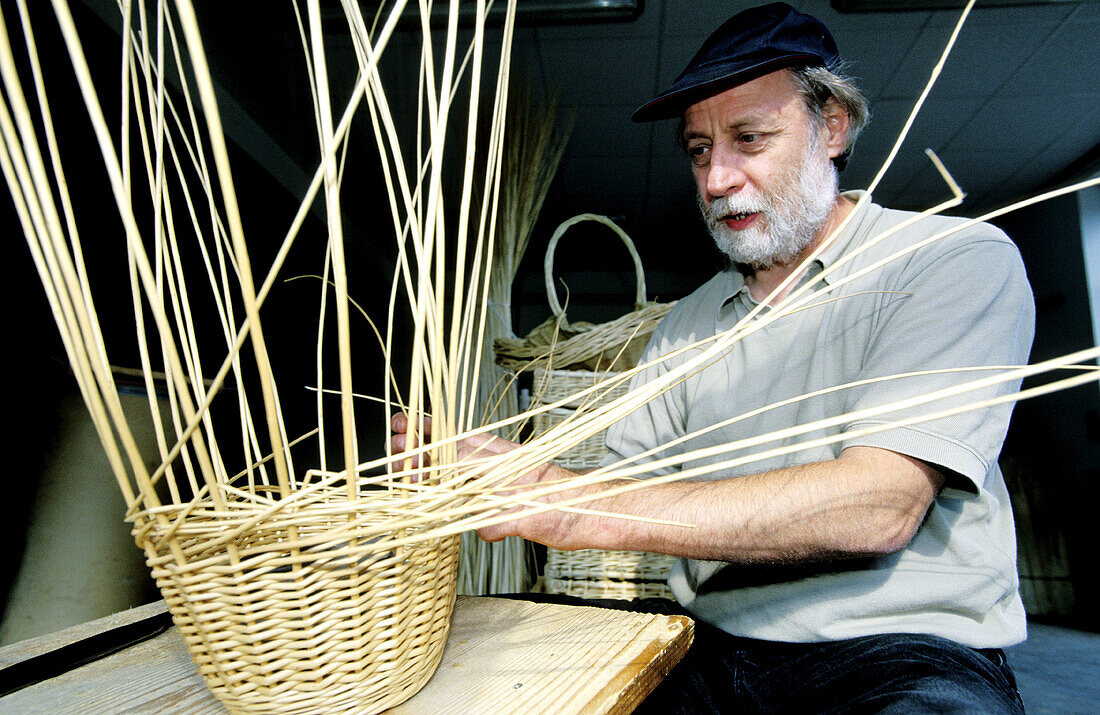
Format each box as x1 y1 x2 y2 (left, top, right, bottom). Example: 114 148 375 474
391 598 693 714
0 597 692 714
0 601 168 669
0 622 222 714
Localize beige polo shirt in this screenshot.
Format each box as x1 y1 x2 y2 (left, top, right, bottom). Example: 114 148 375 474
604 191 1035 648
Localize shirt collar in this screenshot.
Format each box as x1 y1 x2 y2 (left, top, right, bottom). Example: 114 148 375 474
815 189 872 272
716 190 873 311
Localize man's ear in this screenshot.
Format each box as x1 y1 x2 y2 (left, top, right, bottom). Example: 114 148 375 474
822 98 850 160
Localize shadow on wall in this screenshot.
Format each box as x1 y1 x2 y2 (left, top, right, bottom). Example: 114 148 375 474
0 389 161 646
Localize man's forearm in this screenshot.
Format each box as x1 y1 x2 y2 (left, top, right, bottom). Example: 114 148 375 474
480 446 944 564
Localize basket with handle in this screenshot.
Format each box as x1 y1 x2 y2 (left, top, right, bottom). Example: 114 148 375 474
495 213 675 375
497 213 676 600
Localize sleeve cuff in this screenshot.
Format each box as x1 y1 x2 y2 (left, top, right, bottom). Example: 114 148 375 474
842 421 990 498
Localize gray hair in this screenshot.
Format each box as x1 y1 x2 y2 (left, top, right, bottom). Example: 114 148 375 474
786 64 870 170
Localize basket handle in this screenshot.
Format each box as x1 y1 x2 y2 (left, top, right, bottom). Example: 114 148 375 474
544 213 647 318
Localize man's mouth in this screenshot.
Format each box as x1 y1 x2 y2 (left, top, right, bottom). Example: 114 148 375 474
722 211 760 230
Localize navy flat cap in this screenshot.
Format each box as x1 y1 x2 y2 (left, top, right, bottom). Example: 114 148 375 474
632 3 839 122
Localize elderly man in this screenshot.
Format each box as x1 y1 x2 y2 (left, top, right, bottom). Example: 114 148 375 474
395 3 1032 711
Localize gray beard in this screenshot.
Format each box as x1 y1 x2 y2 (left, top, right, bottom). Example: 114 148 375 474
700 140 839 269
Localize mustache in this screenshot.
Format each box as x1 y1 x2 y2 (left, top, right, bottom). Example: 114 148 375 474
700 194 767 225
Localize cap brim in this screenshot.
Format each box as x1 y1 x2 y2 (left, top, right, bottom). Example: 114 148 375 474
631 54 824 123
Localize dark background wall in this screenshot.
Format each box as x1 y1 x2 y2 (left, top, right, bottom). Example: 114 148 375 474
994 194 1100 629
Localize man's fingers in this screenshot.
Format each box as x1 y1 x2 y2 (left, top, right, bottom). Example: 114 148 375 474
390 413 433 468
390 433 409 452
390 412 433 436
390 415 525 476
478 525 507 543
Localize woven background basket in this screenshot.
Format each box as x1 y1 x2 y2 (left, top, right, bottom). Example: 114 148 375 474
136 489 460 714
546 577 674 601
502 214 676 601
495 214 675 374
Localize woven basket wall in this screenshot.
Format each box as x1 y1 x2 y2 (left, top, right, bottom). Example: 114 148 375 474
530 378 676 600
546 577 674 601
136 490 460 714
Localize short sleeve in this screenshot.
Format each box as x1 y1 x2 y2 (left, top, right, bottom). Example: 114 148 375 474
840 225 1035 495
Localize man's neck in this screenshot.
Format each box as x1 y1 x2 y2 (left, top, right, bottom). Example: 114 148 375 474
744 194 856 305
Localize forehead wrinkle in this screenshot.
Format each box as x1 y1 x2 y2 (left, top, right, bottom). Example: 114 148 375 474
682 114 788 149
681 74 807 143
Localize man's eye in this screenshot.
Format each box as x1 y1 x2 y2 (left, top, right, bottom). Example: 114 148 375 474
739 133 760 144
687 144 710 164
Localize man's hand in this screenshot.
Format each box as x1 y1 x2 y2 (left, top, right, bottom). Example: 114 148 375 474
389 413 580 544
389 412 520 467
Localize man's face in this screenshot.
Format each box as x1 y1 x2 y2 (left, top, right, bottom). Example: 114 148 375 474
682 71 840 268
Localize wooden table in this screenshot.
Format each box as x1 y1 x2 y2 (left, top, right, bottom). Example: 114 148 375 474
0 596 693 714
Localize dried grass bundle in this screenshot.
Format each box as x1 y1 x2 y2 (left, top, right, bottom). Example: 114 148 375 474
459 74 573 596
2 0 1099 713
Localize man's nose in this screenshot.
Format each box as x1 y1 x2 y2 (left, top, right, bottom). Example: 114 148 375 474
704 146 747 199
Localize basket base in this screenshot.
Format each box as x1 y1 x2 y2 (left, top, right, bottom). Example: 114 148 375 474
144 519 460 715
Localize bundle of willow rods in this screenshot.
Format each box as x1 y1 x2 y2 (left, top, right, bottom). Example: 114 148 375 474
2 0 1100 713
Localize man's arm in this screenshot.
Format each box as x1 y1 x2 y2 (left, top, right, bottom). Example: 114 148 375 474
476 445 944 564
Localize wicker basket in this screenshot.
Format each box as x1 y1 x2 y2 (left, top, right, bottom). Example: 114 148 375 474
532 406 617 471
544 547 674 582
503 214 676 601
546 577 675 601
494 214 675 374
531 366 630 409
136 488 459 714
6 4 538 712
